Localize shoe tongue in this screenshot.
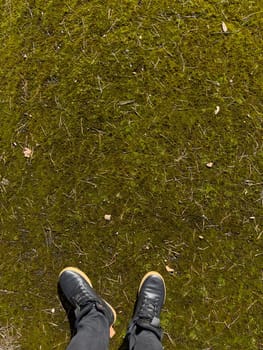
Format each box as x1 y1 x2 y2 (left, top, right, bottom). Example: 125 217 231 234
137 316 160 327
150 316 160 327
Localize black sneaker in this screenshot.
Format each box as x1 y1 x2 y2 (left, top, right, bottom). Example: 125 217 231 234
58 267 116 337
128 271 166 338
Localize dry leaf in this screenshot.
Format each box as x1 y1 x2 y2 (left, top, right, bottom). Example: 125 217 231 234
222 21 228 33
206 162 214 168
104 214 111 221
165 265 174 274
214 105 220 115
0 178 9 186
23 147 33 158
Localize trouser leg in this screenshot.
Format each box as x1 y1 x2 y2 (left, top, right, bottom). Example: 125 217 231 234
126 320 163 350
67 304 110 350
129 330 163 350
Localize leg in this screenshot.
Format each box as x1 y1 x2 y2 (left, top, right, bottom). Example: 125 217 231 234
124 272 166 350
57 267 116 350
67 306 110 350
128 328 163 350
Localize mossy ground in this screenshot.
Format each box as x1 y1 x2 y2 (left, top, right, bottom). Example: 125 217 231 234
0 0 262 349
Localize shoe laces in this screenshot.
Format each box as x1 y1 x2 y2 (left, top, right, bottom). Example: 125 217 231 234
72 284 95 307
138 296 159 321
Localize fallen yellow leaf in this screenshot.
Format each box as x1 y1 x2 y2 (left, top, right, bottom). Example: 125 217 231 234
165 265 174 274
222 21 228 33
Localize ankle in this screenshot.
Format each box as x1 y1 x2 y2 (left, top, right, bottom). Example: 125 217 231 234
76 302 110 326
128 318 163 340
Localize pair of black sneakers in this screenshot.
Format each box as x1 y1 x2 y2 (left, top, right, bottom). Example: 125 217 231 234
58 267 166 338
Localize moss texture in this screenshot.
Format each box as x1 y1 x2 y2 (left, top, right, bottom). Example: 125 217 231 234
0 0 262 349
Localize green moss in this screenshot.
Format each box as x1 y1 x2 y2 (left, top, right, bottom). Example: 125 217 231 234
0 0 262 349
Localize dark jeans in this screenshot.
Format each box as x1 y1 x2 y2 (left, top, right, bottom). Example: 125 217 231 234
67 305 163 350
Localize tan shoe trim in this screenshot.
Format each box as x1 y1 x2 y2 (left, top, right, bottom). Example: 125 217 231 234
59 266 93 287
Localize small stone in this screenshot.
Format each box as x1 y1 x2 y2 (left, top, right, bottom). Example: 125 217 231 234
104 214 111 221
23 147 33 158
206 162 214 168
